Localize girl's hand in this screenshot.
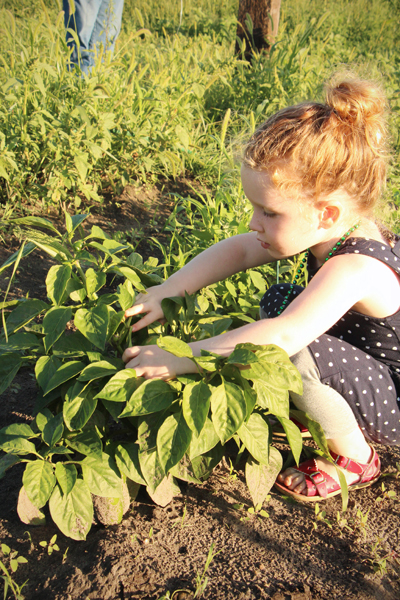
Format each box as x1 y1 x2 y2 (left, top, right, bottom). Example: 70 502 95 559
124 285 170 332
122 344 197 380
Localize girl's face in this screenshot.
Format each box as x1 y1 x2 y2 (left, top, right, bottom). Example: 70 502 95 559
242 166 322 259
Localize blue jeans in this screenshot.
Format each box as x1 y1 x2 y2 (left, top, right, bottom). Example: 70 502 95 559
63 0 124 74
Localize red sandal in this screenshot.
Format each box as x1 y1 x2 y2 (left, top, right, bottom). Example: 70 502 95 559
274 446 381 502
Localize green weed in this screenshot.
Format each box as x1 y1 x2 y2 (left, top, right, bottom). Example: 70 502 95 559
0 544 28 600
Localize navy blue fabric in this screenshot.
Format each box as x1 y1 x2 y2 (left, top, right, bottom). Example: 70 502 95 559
259 236 400 445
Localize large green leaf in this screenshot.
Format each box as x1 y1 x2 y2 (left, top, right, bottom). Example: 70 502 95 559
43 361 85 396
106 309 125 342
22 460 56 508
0 454 21 479
161 296 185 325
238 413 270 465
45 265 72 305
35 355 61 391
55 463 77 495
85 268 106 297
49 480 93 540
95 369 138 403
226 348 259 365
157 412 192 474
182 380 211 435
78 360 122 382
137 409 171 453
115 443 146 485
0 332 41 352
188 417 220 460
119 379 176 418
252 380 290 418
74 305 109 350
4 299 48 335
24 230 72 260
116 280 135 311
52 331 93 358
42 413 64 446
10 216 61 236
245 449 283 507
0 352 23 395
191 443 224 480
0 423 38 456
43 307 73 353
275 416 303 466
81 453 123 498
210 380 246 444
64 382 97 431
157 336 193 358
169 455 202 484
138 447 165 494
65 430 102 458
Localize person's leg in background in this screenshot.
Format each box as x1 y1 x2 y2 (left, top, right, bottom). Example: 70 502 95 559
63 0 124 74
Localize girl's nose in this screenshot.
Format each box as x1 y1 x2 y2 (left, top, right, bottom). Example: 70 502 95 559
249 213 261 232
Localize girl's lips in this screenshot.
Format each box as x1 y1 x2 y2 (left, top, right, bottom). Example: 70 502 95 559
259 240 270 250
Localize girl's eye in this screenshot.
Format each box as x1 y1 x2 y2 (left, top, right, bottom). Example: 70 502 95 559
263 211 276 218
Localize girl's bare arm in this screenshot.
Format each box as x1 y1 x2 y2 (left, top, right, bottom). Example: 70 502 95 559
123 252 398 378
124 232 273 330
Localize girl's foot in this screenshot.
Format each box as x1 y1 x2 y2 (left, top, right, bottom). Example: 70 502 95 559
275 446 380 501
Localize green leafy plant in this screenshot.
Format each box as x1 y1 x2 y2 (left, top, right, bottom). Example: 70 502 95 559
0 213 327 541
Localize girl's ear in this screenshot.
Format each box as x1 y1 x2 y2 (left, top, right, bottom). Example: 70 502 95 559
318 203 341 229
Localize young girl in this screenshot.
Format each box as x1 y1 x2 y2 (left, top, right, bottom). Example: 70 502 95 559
122 75 400 502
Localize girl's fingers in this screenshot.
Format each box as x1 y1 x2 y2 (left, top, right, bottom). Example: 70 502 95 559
131 313 158 332
125 358 140 370
122 346 141 363
124 303 146 318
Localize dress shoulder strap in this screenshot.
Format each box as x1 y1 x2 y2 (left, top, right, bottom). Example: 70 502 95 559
334 236 400 275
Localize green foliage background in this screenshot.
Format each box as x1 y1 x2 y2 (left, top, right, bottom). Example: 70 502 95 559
0 0 399 228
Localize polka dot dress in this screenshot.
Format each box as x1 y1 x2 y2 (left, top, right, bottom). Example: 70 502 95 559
260 237 400 445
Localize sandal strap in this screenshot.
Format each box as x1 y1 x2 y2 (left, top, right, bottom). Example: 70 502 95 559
292 458 340 499
330 447 380 482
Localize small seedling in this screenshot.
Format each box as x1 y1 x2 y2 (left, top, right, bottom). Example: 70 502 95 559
335 511 353 533
312 503 332 531
0 544 28 600
376 482 396 504
194 542 222 598
364 538 391 575
39 535 60 556
233 498 270 522
354 508 370 539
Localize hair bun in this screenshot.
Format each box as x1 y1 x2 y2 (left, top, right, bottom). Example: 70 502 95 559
325 77 386 128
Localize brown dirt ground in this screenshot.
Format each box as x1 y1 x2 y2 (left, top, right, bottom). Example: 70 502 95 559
1 183 400 600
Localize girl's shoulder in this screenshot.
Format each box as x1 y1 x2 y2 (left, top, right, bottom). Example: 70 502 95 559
308 236 400 280
335 236 400 271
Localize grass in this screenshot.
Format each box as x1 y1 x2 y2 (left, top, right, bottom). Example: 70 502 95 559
0 0 399 232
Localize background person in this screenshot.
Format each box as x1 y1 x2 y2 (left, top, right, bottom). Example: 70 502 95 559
63 0 124 74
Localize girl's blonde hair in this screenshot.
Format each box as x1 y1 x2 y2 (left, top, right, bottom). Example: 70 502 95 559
243 75 389 214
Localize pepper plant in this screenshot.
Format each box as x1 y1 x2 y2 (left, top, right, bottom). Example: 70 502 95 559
0 213 311 540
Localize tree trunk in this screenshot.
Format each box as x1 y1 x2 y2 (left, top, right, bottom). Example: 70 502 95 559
235 0 281 61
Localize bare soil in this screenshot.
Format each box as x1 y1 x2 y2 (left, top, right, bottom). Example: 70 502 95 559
1 183 400 600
